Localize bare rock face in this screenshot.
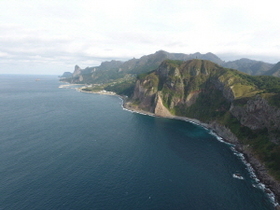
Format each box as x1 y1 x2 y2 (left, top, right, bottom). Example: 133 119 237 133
231 95 280 144
208 121 239 144
154 94 173 117
73 65 82 78
78 75 84 82
231 95 280 130
211 78 235 101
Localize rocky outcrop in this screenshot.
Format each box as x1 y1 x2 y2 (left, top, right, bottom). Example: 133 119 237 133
211 77 235 101
73 65 82 78
231 95 280 144
207 121 239 144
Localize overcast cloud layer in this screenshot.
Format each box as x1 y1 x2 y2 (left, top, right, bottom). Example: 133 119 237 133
1 0 280 75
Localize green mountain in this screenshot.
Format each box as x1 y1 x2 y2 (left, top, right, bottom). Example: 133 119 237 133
127 59 280 196
61 51 276 85
61 50 224 84
265 62 280 77
222 58 274 75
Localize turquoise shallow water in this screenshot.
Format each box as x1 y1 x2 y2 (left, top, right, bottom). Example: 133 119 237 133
0 75 275 209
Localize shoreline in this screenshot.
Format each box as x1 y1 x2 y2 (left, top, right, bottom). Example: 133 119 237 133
77 88 117 95
60 84 280 209
122 98 280 209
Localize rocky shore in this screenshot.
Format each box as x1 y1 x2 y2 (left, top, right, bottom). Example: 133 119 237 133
207 122 280 210
123 99 280 209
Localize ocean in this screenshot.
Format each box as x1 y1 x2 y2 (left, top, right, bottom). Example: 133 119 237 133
0 75 275 210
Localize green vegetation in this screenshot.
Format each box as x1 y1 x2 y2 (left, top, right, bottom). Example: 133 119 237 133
263 93 280 107
177 86 231 122
105 80 135 96
137 70 155 81
239 74 280 92
234 74 280 107
220 112 280 180
80 74 136 97
164 59 184 67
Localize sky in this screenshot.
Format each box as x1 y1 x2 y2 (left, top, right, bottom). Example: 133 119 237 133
1 0 279 75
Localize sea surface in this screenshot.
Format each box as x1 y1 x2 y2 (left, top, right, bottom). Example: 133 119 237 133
0 75 275 210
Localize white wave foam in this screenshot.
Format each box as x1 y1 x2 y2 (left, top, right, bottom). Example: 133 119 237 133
233 173 244 180
122 107 154 117
230 147 279 207
209 130 233 146
187 120 200 126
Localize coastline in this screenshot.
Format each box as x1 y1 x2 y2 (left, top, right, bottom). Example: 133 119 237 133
122 98 280 209
59 84 280 209
77 88 117 95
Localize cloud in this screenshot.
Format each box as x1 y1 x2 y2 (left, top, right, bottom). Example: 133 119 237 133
0 0 280 74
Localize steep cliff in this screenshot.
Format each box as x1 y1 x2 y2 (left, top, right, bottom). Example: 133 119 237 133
128 59 280 192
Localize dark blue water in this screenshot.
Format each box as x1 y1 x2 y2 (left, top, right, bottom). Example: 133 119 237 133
0 75 275 210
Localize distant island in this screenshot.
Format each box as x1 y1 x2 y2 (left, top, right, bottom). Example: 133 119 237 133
60 50 280 208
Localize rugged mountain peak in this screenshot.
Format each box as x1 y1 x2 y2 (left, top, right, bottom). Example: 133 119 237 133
180 59 220 75
73 65 82 77
75 65 81 71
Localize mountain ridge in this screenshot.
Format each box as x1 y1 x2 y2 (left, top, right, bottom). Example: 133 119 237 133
61 50 278 85
265 62 280 77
